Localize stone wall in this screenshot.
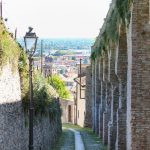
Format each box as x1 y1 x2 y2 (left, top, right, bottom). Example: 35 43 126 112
91 0 150 150
84 66 92 128
127 1 150 149
0 64 62 150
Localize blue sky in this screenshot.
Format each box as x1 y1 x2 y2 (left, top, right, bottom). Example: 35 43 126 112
3 0 111 38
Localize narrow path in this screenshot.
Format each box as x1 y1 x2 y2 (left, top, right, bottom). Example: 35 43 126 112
53 124 107 150
69 128 85 150
53 127 75 150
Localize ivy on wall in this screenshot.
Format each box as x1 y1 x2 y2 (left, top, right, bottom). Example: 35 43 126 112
0 20 20 73
91 0 133 60
47 75 71 99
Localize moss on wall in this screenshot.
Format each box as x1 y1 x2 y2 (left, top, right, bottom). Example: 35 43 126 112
0 20 20 72
91 0 133 60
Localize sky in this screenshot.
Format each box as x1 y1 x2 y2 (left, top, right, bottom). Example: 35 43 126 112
3 0 111 38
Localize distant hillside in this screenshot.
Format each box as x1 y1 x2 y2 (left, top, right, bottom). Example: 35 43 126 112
18 38 94 54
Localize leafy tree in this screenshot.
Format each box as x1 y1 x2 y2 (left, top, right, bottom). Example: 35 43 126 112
60 69 64 74
54 50 74 56
48 75 71 99
72 56 76 60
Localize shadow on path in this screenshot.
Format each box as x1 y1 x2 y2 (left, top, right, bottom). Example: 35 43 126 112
53 124 107 150
53 127 75 150
69 128 85 150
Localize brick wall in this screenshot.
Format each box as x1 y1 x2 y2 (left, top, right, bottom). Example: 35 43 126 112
91 1 150 149
127 0 150 149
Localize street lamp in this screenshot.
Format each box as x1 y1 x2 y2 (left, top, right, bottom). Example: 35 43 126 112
24 27 38 150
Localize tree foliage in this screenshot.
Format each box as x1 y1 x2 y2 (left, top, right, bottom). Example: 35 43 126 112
48 75 71 99
54 50 74 56
23 72 61 119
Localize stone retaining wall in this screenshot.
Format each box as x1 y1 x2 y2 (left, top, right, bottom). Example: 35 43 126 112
0 64 62 150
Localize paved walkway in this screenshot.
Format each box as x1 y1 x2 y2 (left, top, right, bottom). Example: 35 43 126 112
53 128 75 150
69 128 85 150
80 131 102 150
53 124 107 150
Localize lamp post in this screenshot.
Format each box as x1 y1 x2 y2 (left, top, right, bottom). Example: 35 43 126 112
24 27 38 150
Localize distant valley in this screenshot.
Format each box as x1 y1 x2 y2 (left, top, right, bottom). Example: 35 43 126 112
18 38 94 56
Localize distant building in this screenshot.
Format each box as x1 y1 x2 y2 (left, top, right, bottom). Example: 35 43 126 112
73 65 92 127
74 76 86 127
45 55 53 63
60 99 75 124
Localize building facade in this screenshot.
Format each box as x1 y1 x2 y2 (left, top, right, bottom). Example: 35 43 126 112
60 99 75 124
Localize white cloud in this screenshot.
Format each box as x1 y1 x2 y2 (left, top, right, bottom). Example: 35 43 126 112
3 0 111 38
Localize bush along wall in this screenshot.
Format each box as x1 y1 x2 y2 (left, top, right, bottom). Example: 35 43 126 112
0 19 62 150
20 71 62 149
19 47 62 149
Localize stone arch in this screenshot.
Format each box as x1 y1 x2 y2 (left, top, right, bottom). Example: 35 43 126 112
117 24 127 110
102 81 111 145
95 58 101 134
102 52 110 144
110 44 118 84
107 49 111 82
99 57 104 138
98 57 101 80
108 43 120 150
101 53 108 139
91 60 96 131
115 23 128 150
112 82 120 147
104 52 109 82
97 57 102 136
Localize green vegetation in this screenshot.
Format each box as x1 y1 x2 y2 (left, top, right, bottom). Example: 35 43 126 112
0 20 20 73
47 75 71 99
23 72 60 118
72 56 76 60
19 53 61 124
0 20 61 120
62 124 107 150
54 50 75 56
19 48 61 120
33 73 59 117
18 45 29 99
53 128 75 150
91 0 133 60
116 0 133 25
